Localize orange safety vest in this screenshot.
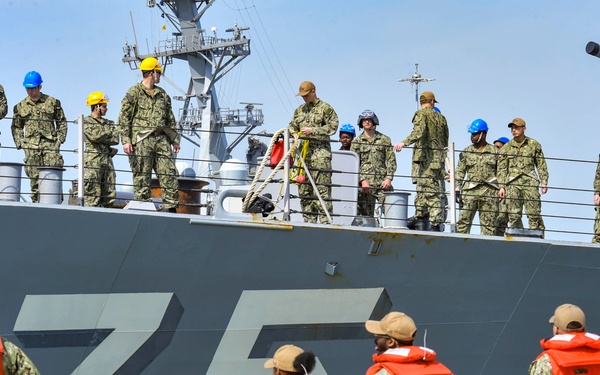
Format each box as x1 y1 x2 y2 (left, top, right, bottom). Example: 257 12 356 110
0 336 5 375
366 346 453 375
536 332 600 375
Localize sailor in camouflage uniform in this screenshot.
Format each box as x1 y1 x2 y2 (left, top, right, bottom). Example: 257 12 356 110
351 110 396 217
11 71 67 203
84 92 119 207
288 81 339 224
394 91 449 231
529 304 600 375
497 118 548 233
1 336 40 375
493 137 510 235
118 57 181 212
592 156 600 243
338 123 355 151
0 83 7 120
455 119 499 235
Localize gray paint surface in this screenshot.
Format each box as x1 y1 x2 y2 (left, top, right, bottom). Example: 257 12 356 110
0 201 598 374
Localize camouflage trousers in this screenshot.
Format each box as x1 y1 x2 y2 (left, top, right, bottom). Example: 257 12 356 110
411 161 418 184
494 197 513 236
297 157 332 224
358 186 392 217
503 175 545 231
593 207 600 243
128 134 179 209
457 185 499 236
84 155 116 207
23 139 64 203
415 172 445 226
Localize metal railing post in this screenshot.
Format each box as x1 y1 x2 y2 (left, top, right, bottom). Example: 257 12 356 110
447 142 457 232
77 114 84 206
283 129 290 221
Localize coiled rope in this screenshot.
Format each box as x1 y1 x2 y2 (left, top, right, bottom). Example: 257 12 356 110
241 129 301 212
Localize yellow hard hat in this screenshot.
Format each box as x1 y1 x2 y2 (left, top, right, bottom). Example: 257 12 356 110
86 92 109 106
139 57 163 72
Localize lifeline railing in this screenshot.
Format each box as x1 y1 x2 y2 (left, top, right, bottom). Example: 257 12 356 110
1 114 599 241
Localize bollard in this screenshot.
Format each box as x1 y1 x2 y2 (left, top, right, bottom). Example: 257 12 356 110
38 167 65 204
151 177 209 214
383 191 411 228
0 162 24 201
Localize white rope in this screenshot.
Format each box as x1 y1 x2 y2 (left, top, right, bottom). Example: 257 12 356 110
241 128 300 212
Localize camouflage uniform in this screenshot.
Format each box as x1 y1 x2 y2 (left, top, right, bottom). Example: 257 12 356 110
83 115 119 207
402 107 449 226
495 195 511 236
1 337 40 375
351 130 396 217
0 84 7 120
593 157 600 243
118 82 180 209
497 136 548 231
455 143 499 235
288 99 338 223
528 353 552 375
11 93 67 203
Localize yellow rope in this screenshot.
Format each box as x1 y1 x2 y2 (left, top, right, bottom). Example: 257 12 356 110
289 134 309 183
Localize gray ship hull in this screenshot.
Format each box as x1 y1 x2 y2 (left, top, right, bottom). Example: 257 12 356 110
1 201 598 374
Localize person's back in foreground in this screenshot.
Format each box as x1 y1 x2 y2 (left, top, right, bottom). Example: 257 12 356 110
264 344 316 375
364 311 453 375
530 303 600 375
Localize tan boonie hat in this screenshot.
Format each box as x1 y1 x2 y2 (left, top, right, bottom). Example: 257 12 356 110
549 304 586 332
264 344 303 372
365 312 417 341
508 117 526 128
420 91 438 103
296 81 315 96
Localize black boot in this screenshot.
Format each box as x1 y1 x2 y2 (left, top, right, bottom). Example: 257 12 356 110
407 216 429 230
428 224 441 232
414 219 427 231
407 216 418 230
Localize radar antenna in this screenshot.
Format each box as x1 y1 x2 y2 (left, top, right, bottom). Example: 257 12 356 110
399 63 435 110
121 0 258 178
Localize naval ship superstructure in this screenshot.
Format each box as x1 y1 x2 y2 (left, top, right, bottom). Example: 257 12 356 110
1 1 600 375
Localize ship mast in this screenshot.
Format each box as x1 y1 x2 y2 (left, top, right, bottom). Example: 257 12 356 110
398 63 435 110
122 0 263 178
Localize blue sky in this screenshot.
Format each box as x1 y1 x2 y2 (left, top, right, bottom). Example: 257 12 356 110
1 0 599 241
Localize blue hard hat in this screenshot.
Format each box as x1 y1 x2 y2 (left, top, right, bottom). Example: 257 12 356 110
357 109 379 128
339 123 356 137
467 119 488 134
434 106 441 113
495 137 510 144
23 71 43 88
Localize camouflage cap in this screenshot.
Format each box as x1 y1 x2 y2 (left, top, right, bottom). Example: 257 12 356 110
263 344 304 372
508 117 526 128
365 311 417 341
549 304 586 332
296 81 315 96
420 91 438 104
